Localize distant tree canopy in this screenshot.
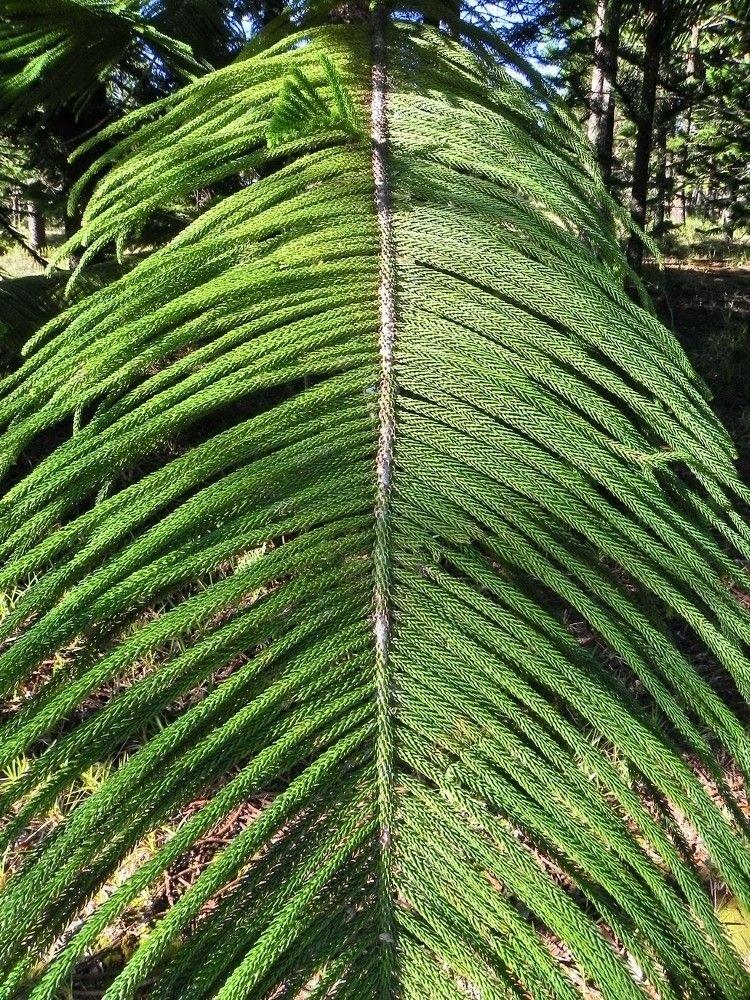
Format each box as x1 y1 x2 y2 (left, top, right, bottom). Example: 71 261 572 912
0 0 271 259
0 0 748 269
493 0 750 266
3 6 750 999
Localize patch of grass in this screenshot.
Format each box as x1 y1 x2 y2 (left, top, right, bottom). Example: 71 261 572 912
659 218 750 265
0 245 48 278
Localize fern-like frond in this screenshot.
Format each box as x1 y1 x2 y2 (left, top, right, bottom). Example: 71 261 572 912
0 0 204 116
2 9 750 999
146 0 256 66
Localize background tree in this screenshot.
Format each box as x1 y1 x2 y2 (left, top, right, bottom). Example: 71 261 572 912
3 6 750 997
0 0 267 261
496 0 750 269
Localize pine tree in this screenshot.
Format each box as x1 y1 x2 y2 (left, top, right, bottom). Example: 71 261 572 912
672 2 750 237
0 0 265 264
2 2 750 997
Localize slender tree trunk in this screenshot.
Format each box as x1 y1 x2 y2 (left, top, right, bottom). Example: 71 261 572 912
706 156 719 220
676 24 700 228
671 193 686 226
626 0 666 272
0 211 49 268
673 105 692 225
49 82 109 246
588 0 605 135
722 177 738 240
9 187 22 228
686 21 701 77
653 118 669 236
26 200 46 253
587 0 620 185
599 74 618 187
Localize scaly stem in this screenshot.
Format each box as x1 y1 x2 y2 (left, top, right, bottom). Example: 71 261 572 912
371 2 397 994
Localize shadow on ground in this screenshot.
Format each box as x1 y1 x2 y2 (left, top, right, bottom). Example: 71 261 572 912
647 262 750 478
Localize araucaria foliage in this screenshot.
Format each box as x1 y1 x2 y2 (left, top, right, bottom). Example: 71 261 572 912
2 4 750 998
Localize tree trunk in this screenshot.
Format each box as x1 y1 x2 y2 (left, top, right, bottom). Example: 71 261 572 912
680 24 701 226
685 21 701 78
653 118 669 236
9 187 22 228
587 0 620 185
673 106 692 226
722 177 738 240
626 0 666 272
49 82 110 249
26 200 46 253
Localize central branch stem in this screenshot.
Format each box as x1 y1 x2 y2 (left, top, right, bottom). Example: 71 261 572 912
371 1 397 993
